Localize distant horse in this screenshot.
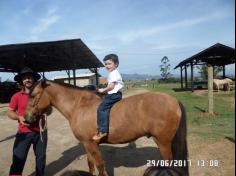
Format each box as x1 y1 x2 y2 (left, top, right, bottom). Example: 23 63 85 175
213 78 233 92
24 79 188 176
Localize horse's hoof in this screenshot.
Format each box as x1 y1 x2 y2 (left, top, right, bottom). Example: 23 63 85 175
98 171 109 176
98 174 108 176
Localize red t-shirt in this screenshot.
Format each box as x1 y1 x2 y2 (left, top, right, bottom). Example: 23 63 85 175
9 91 40 132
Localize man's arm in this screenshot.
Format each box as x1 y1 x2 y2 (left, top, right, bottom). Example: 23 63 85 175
7 109 19 120
7 109 29 126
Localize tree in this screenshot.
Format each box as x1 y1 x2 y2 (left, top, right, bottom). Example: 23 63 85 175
197 65 223 79
159 56 172 80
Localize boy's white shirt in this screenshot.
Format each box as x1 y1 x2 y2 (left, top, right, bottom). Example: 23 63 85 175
107 69 124 94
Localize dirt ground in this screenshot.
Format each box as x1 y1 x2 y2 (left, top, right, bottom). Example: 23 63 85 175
0 89 234 176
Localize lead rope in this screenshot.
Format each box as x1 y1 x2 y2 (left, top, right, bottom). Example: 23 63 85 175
39 114 47 142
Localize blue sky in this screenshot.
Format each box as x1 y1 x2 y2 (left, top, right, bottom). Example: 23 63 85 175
0 0 235 81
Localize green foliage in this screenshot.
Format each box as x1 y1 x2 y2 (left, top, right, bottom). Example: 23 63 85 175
158 77 181 83
197 65 223 79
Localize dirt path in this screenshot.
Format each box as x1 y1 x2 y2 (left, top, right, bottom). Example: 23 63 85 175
0 89 234 176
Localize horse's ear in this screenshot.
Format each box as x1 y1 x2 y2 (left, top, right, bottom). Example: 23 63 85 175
41 78 47 88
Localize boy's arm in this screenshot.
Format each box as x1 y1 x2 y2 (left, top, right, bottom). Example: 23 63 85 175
98 82 115 94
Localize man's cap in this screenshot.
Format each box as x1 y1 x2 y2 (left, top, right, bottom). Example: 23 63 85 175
14 67 41 82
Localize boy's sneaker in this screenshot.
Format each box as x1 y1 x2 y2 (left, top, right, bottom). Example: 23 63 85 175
92 132 108 142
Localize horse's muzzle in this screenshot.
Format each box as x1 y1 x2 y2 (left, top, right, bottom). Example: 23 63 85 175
24 113 37 124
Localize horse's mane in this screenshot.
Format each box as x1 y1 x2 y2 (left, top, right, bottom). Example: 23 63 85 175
30 79 103 98
50 80 95 90
47 80 102 96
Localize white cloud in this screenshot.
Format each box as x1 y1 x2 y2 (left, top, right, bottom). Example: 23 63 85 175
118 12 230 43
30 7 60 34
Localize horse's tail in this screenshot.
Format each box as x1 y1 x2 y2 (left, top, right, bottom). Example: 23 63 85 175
171 101 189 176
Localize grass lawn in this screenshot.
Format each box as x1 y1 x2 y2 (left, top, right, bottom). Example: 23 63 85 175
147 82 235 142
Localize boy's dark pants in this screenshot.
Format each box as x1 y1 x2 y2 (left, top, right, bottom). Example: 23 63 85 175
97 92 122 133
9 130 47 176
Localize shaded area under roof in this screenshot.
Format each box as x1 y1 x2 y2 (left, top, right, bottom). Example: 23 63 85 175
0 38 104 73
175 43 235 69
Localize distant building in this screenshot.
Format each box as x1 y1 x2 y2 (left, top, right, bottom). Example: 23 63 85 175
53 73 97 87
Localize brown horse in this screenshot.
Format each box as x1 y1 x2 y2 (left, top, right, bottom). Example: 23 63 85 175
24 79 188 176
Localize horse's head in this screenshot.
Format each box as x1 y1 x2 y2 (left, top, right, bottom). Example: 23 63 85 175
25 78 52 123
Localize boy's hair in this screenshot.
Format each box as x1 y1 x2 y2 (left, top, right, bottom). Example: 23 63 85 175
103 54 119 65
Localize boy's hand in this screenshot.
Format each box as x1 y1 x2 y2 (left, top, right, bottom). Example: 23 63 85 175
98 88 106 94
98 82 115 93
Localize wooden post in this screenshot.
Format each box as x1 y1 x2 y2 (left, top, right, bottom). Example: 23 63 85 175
95 68 99 87
223 65 226 78
180 66 183 89
208 65 214 114
191 62 194 92
184 65 188 89
73 69 76 86
66 70 71 84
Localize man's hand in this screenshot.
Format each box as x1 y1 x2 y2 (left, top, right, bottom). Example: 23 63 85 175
18 116 29 126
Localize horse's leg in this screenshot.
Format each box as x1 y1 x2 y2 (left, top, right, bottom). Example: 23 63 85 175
84 142 108 176
86 152 95 174
227 83 230 91
153 137 173 160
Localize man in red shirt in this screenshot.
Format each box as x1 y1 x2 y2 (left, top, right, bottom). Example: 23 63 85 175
7 67 47 176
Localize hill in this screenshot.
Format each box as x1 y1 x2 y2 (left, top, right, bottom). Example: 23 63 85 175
121 73 160 80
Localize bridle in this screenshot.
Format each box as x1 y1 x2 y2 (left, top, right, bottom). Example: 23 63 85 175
30 81 47 142
32 88 45 111
30 80 46 114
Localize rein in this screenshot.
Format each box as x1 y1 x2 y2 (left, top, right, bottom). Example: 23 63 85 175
31 84 47 142
32 87 45 108
39 114 47 142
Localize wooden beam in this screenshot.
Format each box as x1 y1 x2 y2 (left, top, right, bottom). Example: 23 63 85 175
208 65 214 114
180 66 183 89
191 62 194 92
184 65 188 89
95 68 99 86
223 65 226 78
66 70 71 84
73 69 76 86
